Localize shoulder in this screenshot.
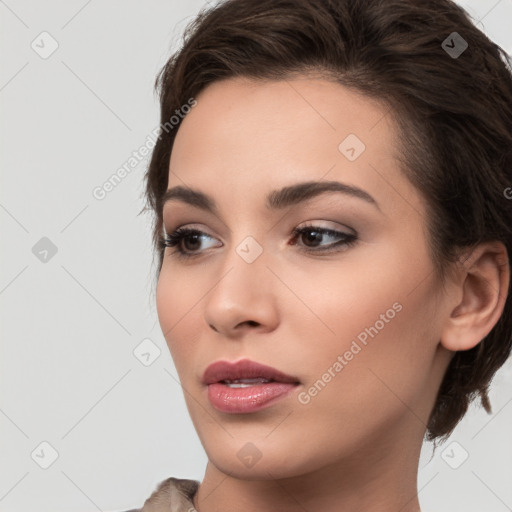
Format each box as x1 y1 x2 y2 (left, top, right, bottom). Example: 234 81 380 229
118 476 200 512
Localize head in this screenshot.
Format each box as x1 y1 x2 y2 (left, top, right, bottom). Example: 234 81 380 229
143 0 512 477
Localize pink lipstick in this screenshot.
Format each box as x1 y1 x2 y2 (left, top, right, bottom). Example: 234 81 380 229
202 359 300 413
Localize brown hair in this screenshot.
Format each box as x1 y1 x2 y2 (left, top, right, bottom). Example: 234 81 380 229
143 0 512 441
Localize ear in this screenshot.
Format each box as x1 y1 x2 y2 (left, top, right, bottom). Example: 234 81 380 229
441 241 510 352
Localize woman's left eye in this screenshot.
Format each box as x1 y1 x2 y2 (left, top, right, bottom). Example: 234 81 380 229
161 225 357 260
290 225 358 253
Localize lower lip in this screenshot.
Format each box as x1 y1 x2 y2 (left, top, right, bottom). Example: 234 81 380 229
207 382 298 413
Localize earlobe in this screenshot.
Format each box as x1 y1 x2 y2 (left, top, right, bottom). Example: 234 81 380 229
440 241 510 352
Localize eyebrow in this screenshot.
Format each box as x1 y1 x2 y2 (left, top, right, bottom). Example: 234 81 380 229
160 180 380 215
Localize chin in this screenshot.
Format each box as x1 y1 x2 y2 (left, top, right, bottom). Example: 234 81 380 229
199 426 333 479
206 448 304 480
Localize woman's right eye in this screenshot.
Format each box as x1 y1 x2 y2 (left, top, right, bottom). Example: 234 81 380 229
161 227 221 260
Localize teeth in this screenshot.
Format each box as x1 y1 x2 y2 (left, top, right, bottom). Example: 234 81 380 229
222 378 272 388
225 383 260 388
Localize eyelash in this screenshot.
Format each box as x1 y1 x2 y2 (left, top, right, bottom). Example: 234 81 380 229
160 225 358 260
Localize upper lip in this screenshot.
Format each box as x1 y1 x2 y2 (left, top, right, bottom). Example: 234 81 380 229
202 358 300 385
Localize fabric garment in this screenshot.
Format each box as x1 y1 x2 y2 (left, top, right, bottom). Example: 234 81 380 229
122 477 200 512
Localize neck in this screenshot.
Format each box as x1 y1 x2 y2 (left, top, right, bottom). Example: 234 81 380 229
193 429 424 512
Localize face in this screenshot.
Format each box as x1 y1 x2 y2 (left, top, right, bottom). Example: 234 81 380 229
156 76 453 479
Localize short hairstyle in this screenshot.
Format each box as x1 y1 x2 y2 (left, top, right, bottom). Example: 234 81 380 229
143 0 512 441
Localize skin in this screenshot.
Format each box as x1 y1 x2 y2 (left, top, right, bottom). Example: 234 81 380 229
156 76 509 512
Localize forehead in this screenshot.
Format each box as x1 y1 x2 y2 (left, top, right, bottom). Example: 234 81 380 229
167 76 422 219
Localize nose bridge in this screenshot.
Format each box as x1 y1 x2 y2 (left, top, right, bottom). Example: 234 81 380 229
214 233 270 301
203 231 278 333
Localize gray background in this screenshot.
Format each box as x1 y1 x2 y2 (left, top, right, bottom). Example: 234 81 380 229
1 1 511 511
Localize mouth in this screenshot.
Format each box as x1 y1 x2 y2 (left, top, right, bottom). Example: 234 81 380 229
202 359 301 413
220 377 277 388
202 358 300 385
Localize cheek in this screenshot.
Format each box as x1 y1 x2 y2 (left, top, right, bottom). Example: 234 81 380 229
287 238 439 402
156 266 205 365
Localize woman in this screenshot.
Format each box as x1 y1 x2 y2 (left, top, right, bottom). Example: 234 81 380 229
130 0 512 510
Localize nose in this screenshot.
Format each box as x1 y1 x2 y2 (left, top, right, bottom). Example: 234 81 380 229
203 245 279 338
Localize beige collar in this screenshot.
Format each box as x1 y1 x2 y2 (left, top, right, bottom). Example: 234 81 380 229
140 477 200 512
